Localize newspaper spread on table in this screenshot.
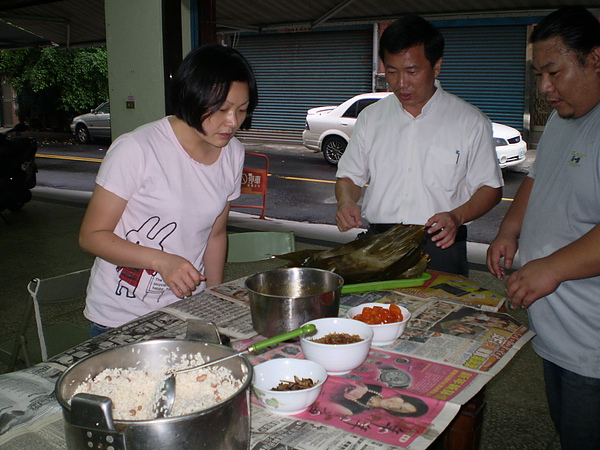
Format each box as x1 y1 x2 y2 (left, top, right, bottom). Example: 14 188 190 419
0 272 534 449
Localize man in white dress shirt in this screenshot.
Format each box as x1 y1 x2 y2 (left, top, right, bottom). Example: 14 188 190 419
335 14 503 276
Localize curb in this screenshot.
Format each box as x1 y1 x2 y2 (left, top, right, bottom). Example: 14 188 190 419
32 186 521 268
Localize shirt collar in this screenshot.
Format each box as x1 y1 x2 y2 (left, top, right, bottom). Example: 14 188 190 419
420 79 443 116
393 79 444 118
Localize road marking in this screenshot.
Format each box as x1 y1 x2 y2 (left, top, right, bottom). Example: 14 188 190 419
34 155 517 202
272 174 336 184
36 153 103 163
272 174 515 202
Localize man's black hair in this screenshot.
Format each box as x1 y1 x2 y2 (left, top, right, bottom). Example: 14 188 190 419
530 6 600 65
379 15 444 66
171 43 258 133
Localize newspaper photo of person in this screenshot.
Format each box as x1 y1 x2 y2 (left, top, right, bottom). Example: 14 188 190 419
330 382 428 417
431 307 521 341
303 376 454 447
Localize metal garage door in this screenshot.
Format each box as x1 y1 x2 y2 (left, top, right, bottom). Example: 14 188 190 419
235 27 373 138
437 25 528 131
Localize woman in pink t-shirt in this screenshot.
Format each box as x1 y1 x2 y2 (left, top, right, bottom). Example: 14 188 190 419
79 44 258 336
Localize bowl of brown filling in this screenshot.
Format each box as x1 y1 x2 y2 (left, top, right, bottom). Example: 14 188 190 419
252 358 328 415
300 317 373 375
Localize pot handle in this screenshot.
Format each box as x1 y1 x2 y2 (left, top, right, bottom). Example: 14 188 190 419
71 393 116 430
71 393 127 449
185 320 222 344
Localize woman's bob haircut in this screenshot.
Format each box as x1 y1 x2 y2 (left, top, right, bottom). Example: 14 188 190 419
171 43 258 133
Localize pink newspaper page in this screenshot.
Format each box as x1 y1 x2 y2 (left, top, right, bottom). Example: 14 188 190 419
248 343 484 448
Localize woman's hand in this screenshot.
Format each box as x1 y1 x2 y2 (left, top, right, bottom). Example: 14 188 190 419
154 253 205 298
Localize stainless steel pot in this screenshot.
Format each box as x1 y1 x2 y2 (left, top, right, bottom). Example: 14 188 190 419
55 339 252 450
245 267 344 337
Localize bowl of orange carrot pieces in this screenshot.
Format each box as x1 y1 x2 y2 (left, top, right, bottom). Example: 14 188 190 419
347 303 411 346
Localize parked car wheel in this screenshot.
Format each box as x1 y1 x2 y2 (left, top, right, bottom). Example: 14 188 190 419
75 124 91 144
323 136 347 165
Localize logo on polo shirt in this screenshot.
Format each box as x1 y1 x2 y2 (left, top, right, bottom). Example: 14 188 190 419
568 151 586 167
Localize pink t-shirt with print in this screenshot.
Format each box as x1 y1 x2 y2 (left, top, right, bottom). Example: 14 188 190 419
84 117 244 327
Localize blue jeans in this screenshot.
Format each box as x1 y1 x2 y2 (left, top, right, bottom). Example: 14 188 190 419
543 359 600 449
89 321 113 338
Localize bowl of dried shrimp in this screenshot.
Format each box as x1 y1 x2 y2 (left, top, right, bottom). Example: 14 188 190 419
299 317 373 375
252 358 327 415
347 302 411 346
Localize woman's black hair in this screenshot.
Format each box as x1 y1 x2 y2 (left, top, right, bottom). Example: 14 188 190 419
379 15 444 67
170 43 258 133
386 394 429 418
530 6 600 66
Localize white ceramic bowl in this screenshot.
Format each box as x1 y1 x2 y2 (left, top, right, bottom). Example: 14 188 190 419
347 302 411 346
252 358 327 415
299 317 374 375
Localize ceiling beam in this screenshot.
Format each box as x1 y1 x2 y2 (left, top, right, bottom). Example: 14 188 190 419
0 13 69 24
215 22 261 33
312 0 357 28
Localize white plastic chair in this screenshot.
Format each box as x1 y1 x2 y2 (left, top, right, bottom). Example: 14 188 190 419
227 231 296 263
6 269 91 371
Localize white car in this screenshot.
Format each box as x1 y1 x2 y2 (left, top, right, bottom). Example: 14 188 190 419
492 122 528 169
70 100 111 144
302 92 527 168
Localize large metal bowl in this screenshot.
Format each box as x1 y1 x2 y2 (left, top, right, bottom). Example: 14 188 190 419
55 339 252 449
245 267 344 337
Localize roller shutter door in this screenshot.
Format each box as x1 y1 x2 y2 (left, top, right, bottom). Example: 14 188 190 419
235 28 373 134
437 25 527 131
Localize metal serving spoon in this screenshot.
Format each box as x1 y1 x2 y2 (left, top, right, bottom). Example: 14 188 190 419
155 323 317 418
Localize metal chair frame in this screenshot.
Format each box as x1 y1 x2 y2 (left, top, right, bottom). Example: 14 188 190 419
7 268 91 371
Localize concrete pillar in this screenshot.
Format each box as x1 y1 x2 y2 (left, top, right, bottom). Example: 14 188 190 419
104 0 194 139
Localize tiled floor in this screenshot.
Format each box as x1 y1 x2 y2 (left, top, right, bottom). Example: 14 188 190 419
0 198 560 449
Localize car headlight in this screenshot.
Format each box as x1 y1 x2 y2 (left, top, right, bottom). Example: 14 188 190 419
494 137 508 146
304 121 310 131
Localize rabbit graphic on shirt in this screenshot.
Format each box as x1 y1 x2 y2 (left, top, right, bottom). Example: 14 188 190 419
116 216 176 301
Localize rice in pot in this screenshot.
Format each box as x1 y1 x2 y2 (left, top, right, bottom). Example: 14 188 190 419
71 352 245 420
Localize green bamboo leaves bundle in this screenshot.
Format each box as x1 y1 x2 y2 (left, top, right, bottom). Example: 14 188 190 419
278 224 430 284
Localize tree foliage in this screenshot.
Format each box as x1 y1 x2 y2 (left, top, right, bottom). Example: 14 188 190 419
0 46 108 129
